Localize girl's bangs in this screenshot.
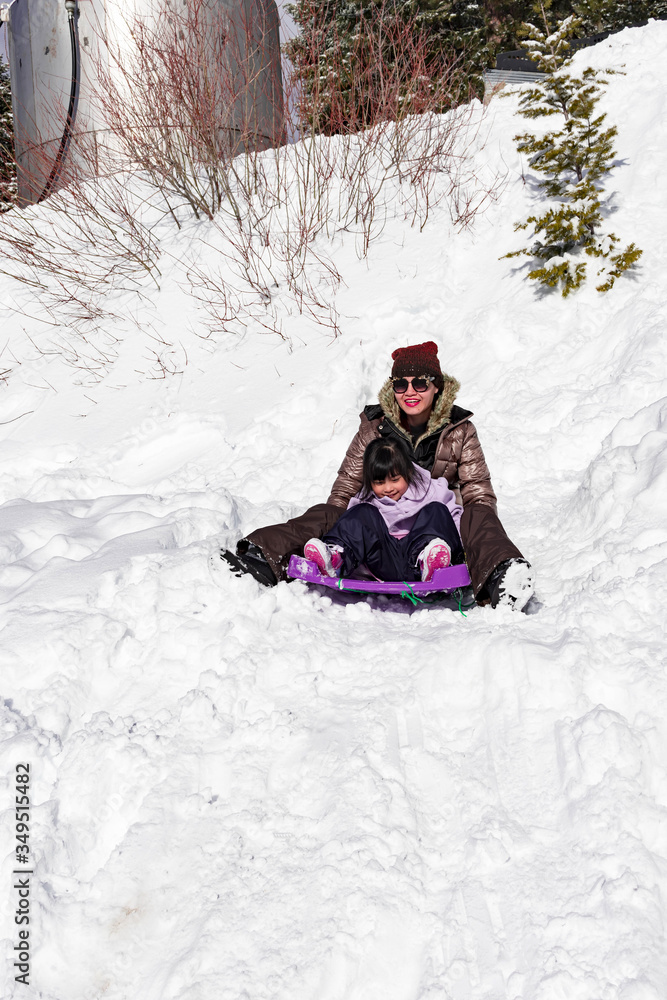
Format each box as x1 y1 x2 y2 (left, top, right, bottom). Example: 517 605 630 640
370 449 404 481
360 437 416 499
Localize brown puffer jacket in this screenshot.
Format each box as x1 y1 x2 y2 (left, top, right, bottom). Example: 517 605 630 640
327 375 497 511
247 374 524 596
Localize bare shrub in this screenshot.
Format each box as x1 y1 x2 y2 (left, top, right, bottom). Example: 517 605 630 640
1 0 496 375
0 158 162 328
287 0 473 132
92 0 283 222
87 0 491 323
0 43 163 337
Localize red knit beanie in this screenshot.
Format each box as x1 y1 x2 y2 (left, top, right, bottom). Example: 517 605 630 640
391 341 444 391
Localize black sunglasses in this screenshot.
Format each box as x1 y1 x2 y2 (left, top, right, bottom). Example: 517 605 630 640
390 375 435 394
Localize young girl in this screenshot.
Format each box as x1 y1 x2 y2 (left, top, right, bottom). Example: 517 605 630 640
304 437 464 582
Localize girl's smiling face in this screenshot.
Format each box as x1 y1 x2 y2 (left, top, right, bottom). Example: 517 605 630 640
371 474 409 501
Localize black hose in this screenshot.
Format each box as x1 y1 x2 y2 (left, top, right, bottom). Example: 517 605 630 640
37 2 79 203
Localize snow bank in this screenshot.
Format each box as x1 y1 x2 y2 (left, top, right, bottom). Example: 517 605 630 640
1 21 666 1000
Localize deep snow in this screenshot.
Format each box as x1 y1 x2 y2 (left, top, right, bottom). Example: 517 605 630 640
1 21 666 1000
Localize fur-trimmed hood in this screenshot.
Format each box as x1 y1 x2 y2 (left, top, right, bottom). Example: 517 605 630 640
377 373 461 448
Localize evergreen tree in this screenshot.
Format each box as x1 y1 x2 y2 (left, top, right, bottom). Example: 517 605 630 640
483 0 571 54
284 0 667 136
483 0 666 78
284 0 488 135
0 58 16 212
504 3 641 295
573 0 667 35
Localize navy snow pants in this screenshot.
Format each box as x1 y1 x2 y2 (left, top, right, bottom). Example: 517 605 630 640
322 502 464 581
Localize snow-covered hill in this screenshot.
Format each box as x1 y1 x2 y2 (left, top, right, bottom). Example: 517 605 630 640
1 21 666 1000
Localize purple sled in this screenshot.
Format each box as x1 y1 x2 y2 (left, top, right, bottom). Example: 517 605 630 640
287 555 471 595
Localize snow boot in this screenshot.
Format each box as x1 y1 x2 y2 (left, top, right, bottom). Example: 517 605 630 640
304 538 343 578
486 557 534 611
220 540 277 587
417 538 451 582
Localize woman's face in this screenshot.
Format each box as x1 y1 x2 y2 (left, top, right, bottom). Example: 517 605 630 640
371 474 409 501
393 376 438 421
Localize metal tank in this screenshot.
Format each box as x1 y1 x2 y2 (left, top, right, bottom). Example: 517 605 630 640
3 0 284 206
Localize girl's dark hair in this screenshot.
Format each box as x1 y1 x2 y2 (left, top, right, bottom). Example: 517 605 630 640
360 437 421 499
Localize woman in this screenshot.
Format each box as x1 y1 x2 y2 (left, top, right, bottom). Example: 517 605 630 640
223 341 534 609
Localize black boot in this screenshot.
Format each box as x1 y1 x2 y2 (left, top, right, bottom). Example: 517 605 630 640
220 540 277 588
485 557 534 611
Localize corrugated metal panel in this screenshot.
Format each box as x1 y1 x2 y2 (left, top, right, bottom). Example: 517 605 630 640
483 69 545 97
